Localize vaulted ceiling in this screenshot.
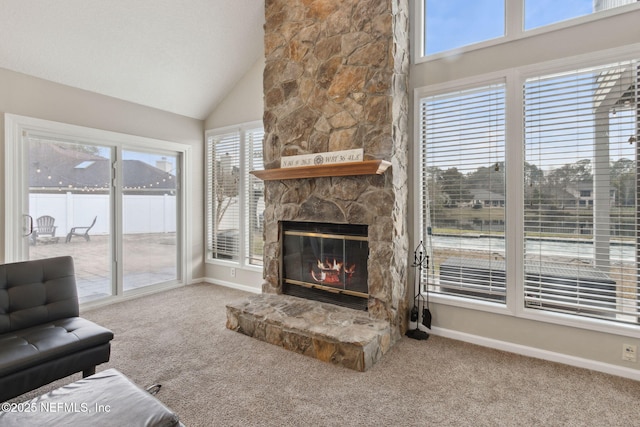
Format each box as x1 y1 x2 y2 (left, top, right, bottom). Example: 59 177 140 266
0 1 265 120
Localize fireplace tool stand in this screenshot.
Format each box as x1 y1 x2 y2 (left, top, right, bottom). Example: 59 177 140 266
406 241 431 341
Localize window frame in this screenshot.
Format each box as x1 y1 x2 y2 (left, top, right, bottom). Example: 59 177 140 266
414 44 640 338
205 121 264 272
417 76 511 309
413 0 640 64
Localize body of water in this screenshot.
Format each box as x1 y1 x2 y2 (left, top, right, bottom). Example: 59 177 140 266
431 235 635 263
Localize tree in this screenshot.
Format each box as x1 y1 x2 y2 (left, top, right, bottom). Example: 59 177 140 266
547 159 592 188
466 164 505 195
439 167 471 206
524 162 545 206
425 166 446 208
213 153 239 234
611 158 635 206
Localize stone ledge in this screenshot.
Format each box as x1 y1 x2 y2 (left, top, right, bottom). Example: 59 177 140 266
226 293 392 371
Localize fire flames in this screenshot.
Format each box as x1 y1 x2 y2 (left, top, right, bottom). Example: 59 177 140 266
310 258 356 285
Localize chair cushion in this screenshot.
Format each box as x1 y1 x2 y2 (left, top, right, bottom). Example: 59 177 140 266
0 369 182 427
0 317 114 377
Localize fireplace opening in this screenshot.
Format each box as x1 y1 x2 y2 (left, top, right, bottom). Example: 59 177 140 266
281 221 369 311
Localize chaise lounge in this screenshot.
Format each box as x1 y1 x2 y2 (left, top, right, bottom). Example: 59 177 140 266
0 256 114 402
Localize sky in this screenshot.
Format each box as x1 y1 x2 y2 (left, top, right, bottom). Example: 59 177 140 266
96 148 177 174
423 0 637 173
425 0 611 55
122 150 177 173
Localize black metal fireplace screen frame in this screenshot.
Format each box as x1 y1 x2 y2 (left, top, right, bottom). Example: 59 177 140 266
280 221 369 311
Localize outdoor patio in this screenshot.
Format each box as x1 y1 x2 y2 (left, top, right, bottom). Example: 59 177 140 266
30 233 177 303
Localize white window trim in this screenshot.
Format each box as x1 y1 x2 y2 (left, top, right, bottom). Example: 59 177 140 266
414 71 517 319
205 120 263 273
413 0 640 64
414 45 640 339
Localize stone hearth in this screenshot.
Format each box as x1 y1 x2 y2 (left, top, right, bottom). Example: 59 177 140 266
226 0 410 371
226 294 391 371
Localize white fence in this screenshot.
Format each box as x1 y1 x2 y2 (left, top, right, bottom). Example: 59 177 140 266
29 192 176 236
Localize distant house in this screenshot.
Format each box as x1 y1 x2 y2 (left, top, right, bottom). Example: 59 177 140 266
472 190 505 207
540 187 578 208
566 183 594 207
566 183 616 208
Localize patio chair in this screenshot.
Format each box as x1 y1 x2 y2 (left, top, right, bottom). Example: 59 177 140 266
66 216 97 243
32 215 58 244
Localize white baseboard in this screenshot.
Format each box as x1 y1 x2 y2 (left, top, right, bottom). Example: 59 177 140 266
430 326 640 381
202 277 261 294
81 281 186 312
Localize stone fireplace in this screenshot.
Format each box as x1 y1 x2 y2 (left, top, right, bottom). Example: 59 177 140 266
226 0 410 371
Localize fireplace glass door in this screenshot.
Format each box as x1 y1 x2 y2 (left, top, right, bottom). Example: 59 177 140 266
281 222 368 310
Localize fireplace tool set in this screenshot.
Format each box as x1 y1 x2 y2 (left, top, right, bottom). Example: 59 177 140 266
406 241 431 341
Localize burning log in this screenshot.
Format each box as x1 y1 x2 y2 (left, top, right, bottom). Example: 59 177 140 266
310 258 356 286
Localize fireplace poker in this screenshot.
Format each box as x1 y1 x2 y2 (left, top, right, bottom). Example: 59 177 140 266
406 241 430 341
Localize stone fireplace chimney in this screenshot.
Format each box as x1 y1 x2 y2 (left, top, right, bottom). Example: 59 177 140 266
227 0 410 370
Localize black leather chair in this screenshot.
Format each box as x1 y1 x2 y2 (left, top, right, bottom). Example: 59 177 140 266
0 256 113 402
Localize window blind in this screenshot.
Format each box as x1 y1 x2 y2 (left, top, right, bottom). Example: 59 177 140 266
207 132 241 260
419 83 506 303
523 60 639 323
245 127 264 266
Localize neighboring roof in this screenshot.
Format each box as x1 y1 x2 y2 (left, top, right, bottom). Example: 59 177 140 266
569 182 595 191
539 187 578 204
472 190 505 201
29 142 176 193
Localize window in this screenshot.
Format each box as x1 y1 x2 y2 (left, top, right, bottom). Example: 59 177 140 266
208 131 240 260
525 0 637 30
523 60 639 323
417 54 640 327
245 128 265 266
419 82 506 303
424 0 505 56
418 0 640 59
206 122 264 267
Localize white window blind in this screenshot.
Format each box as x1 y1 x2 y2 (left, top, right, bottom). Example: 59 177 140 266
245 127 264 266
523 59 639 324
207 132 241 260
419 83 506 303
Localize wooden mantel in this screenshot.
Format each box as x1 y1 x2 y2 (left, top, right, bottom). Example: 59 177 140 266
250 160 391 181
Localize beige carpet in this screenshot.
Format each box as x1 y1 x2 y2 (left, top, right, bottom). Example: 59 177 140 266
13 283 640 426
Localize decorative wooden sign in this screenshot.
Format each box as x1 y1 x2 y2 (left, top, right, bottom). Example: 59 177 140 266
281 148 363 168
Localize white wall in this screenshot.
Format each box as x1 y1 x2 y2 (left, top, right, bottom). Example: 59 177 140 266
205 58 265 130
409 8 640 376
0 68 204 281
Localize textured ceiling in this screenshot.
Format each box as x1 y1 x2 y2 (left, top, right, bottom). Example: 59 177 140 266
0 0 265 119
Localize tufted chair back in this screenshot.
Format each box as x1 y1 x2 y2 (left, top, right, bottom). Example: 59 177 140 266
0 256 79 334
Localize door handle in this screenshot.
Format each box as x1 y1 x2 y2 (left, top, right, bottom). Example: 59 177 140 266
23 214 34 237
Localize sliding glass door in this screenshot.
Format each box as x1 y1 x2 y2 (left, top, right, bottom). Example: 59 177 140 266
122 150 179 291
27 137 114 303
5 114 186 305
